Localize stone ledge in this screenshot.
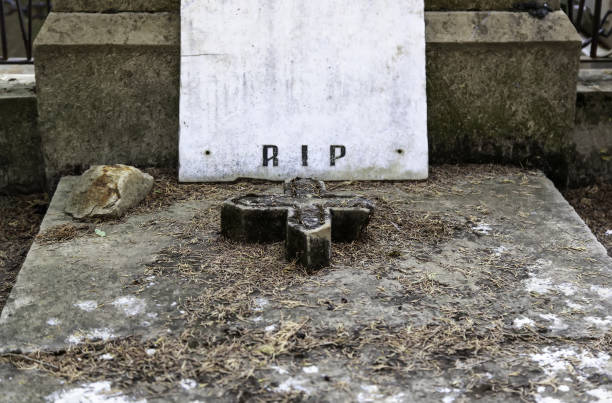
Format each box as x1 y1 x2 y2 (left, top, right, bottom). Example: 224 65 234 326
52 0 178 12
426 0 559 11
570 68 612 185
52 0 560 12
426 11 580 44
36 11 578 48
577 68 612 94
34 12 179 48
0 72 35 100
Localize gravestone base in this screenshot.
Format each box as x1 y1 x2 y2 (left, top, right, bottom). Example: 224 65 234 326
33 4 583 187
1 166 610 402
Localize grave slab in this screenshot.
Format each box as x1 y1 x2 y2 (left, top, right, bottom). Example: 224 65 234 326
179 0 428 181
0 166 611 402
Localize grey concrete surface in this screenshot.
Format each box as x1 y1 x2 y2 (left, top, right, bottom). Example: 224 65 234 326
0 168 610 401
0 176 199 353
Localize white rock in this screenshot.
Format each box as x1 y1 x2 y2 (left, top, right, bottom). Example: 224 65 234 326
65 165 153 219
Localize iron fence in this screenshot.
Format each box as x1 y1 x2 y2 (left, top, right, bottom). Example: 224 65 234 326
0 0 51 63
567 0 612 58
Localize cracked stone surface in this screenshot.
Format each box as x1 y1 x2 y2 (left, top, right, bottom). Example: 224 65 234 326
221 178 375 270
0 168 611 402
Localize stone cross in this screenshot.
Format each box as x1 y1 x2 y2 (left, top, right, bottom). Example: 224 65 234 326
221 178 375 271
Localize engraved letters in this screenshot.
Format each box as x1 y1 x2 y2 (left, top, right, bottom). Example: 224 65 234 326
262 145 279 167
330 145 346 167
262 145 347 167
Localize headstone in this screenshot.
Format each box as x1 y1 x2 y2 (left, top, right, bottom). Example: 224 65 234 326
222 178 374 270
180 0 428 181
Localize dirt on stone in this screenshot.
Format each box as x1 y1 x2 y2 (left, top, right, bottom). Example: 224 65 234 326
36 223 93 245
0 168 609 310
0 194 48 310
0 166 610 402
0 167 609 313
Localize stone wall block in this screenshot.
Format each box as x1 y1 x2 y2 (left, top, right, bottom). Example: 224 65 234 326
569 70 612 185
34 12 180 188
426 11 581 185
0 73 44 193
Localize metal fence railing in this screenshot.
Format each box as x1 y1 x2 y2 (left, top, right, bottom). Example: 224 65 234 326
0 0 51 64
567 0 612 58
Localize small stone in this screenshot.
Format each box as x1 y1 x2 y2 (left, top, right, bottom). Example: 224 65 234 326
65 165 153 220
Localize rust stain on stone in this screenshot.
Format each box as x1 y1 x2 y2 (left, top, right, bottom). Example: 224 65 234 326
84 165 127 206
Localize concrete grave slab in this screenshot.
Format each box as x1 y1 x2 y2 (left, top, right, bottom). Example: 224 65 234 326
179 0 428 181
0 166 611 402
0 177 200 353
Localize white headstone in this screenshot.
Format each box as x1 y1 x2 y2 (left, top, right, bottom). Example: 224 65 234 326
180 0 428 181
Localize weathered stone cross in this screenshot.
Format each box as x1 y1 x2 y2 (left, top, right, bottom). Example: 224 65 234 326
221 178 375 271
